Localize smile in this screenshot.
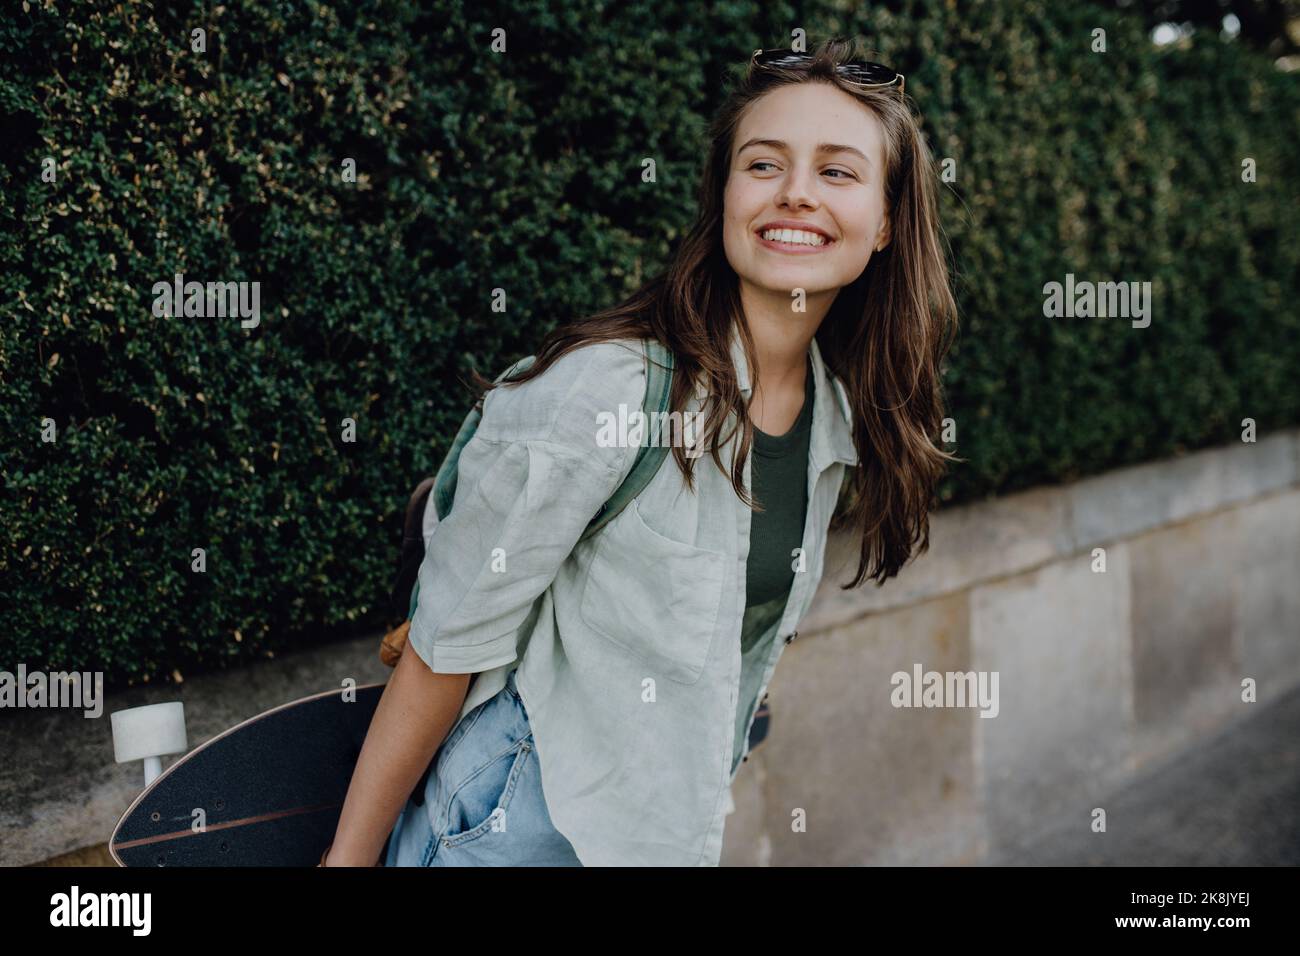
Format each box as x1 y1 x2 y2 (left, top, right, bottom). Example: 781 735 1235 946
754 227 835 254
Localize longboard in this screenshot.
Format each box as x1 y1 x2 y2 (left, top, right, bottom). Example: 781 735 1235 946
110 683 387 867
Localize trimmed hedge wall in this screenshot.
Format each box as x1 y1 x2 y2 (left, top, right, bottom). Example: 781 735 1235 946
2 0 1296 686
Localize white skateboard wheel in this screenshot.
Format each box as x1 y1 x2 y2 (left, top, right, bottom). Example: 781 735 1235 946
111 702 188 765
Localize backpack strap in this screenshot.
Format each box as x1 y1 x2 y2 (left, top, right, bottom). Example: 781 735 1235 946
577 338 675 543
428 354 537 524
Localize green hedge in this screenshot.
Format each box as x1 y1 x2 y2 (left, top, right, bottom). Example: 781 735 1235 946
2 0 1296 687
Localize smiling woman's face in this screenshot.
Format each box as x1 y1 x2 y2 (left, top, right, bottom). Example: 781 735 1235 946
723 82 890 301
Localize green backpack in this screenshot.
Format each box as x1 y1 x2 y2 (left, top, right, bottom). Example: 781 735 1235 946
387 338 677 631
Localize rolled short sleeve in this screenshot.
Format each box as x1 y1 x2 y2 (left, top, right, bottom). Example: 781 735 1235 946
407 340 647 675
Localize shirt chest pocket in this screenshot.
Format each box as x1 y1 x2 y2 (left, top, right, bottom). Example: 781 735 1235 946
577 497 725 685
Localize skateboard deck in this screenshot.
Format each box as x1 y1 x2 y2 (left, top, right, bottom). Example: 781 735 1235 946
111 683 387 867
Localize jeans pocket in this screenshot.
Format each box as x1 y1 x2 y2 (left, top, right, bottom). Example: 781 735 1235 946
441 736 533 849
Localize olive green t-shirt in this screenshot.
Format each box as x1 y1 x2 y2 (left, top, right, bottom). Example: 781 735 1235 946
731 355 814 773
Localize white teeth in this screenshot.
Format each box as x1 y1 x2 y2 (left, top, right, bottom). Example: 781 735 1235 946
760 228 827 246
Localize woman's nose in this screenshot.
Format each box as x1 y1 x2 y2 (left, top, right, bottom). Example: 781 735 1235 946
776 167 819 209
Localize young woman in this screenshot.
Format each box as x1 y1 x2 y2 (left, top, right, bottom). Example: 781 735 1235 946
323 36 958 867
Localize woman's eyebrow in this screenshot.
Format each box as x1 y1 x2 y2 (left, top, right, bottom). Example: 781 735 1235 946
735 138 872 168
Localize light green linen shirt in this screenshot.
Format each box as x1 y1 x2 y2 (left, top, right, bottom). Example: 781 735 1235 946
407 321 859 866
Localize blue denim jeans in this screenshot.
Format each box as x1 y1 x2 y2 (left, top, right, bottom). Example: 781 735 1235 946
384 667 583 866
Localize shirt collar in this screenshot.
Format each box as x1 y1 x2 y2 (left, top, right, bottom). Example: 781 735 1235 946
694 322 859 470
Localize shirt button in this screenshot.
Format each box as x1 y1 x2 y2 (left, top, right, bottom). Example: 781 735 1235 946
784 630 798 644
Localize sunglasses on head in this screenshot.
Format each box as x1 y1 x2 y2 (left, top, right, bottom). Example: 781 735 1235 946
749 48 905 95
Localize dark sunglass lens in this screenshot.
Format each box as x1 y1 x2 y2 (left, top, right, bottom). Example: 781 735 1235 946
841 63 898 84
757 51 810 69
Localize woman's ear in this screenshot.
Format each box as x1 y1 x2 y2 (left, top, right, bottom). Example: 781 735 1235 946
874 213 892 253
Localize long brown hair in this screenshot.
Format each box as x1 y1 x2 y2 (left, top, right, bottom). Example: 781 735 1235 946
467 36 960 588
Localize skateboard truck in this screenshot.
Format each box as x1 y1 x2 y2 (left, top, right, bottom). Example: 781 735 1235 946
111 702 188 787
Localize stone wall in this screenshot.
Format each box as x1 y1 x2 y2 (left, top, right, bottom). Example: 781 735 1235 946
720 430 1300 864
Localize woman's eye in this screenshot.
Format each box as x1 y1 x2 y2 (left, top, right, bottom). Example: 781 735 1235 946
746 162 856 180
